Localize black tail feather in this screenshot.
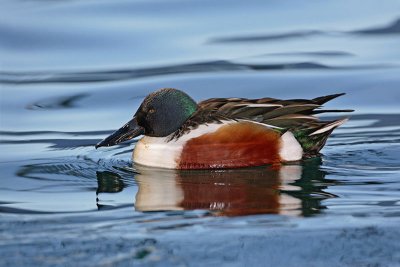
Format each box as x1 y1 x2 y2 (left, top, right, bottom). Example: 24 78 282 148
312 93 346 105
313 109 354 114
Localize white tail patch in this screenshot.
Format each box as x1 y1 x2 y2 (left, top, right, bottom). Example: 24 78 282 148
279 131 303 162
310 118 348 136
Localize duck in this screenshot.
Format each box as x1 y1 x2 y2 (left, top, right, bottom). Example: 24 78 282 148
95 88 352 169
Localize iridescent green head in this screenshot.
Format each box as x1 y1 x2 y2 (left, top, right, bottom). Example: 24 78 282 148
136 88 198 137
95 88 197 148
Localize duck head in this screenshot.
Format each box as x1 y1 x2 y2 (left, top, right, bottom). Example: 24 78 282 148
95 88 197 148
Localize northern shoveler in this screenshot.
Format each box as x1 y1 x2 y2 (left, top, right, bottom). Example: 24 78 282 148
96 88 352 169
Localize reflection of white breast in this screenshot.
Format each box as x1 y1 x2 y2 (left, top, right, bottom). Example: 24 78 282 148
135 168 184 211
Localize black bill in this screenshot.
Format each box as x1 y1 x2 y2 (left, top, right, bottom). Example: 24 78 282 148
95 117 144 148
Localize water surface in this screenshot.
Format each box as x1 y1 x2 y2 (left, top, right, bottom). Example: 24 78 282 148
1 0 400 266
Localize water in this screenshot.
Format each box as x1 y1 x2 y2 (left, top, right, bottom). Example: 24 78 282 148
1 0 400 266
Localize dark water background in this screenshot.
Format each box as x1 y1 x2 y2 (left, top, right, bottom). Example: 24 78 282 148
1 0 400 266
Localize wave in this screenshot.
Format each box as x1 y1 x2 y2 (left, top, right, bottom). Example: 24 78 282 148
209 17 400 44
0 60 395 84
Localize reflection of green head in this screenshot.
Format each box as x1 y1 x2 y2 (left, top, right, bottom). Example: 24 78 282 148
135 88 198 137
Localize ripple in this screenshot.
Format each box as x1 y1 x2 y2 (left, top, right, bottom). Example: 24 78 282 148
261 51 355 58
209 17 400 44
26 93 89 110
209 30 324 43
353 18 400 35
1 60 396 84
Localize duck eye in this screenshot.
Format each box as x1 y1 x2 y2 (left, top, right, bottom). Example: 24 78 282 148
148 108 156 114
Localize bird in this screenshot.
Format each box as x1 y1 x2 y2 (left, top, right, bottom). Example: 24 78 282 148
95 88 352 169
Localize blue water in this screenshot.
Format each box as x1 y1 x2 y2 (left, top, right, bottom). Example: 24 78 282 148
1 0 400 266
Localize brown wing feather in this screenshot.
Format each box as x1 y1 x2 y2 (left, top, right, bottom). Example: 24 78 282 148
172 93 352 145
197 93 351 129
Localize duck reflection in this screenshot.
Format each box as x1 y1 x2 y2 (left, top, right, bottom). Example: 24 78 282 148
96 171 124 194
132 159 334 216
15 158 334 216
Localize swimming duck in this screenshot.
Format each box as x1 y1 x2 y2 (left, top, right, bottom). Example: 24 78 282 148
96 88 352 169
